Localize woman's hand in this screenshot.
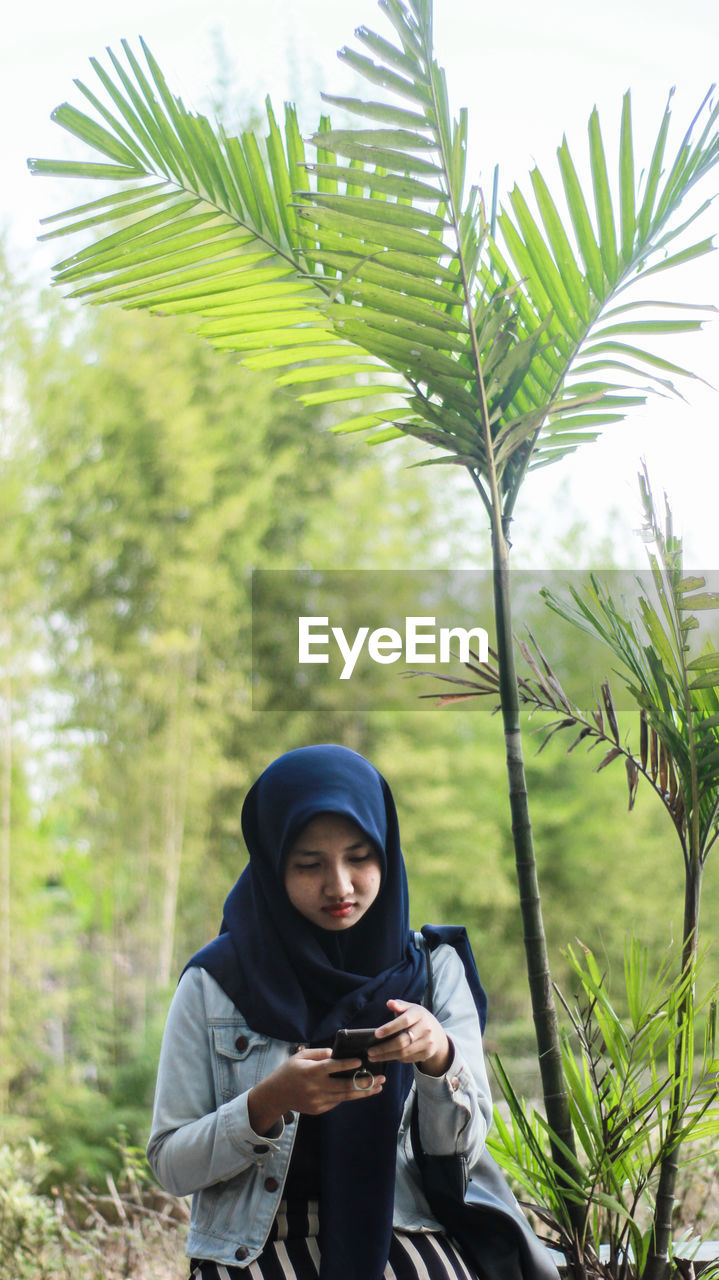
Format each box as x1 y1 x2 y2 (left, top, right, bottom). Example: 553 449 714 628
248 1049 385 1135
367 1000 453 1078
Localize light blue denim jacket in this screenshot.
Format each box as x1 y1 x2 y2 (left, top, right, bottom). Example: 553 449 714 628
147 942 493 1267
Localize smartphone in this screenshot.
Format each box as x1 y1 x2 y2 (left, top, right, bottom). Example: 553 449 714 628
329 1027 397 1078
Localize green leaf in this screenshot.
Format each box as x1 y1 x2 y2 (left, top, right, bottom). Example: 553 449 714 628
681 592 719 610
241 131 281 241
27 158 145 180
37 180 168 224
639 238 716 280
299 383 404 406
530 166 590 322
338 281 466 332
330 303 466 353
49 102 145 167
302 164 443 203
52 208 228 272
690 673 719 690
244 342 364 370
320 94 429 130
86 52 167 173
332 42 427 104
619 91 636 264
365 425 408 443
352 25 424 82
309 127 437 153
335 318 472 382
589 106 618 284
264 98 295 245
298 205 445 257
687 653 719 671
580 340 696 381
508 183 582 339
637 89 673 241
275 362 382 385
54 225 257 286
113 265 301 308
308 251 456 302
596 319 703 337
111 42 190 184
309 136 442 175
37 189 194 242
306 192 448 231
556 136 605 298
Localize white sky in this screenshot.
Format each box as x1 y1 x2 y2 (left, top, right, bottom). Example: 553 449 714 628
3 0 719 567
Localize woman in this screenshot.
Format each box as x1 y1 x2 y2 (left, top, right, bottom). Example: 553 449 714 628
147 744 557 1280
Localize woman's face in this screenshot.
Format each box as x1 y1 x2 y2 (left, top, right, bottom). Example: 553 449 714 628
284 813 383 931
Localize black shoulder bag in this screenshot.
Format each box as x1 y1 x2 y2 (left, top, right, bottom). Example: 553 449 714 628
410 939 561 1280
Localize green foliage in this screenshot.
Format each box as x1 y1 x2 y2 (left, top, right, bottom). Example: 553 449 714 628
542 473 719 868
489 942 719 1273
27 4 718 512
0 1140 64 1279
0 1133 187 1280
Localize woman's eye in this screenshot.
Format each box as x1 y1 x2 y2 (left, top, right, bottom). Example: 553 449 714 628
292 861 319 872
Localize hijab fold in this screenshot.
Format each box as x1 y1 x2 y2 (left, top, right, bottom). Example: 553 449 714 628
184 745 486 1280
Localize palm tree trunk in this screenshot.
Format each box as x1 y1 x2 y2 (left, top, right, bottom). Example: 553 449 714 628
641 860 703 1280
492 523 586 1253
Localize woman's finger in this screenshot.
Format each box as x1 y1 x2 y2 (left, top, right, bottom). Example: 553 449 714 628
368 1024 423 1061
374 1006 415 1039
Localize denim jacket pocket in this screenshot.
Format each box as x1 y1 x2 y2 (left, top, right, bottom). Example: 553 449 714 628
212 1023 270 1101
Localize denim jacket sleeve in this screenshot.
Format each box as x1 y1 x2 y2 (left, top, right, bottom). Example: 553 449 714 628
146 967 288 1198
413 942 492 1162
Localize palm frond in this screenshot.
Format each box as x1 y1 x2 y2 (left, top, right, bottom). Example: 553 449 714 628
28 40 415 427
28 11 719 506
488 87 719 505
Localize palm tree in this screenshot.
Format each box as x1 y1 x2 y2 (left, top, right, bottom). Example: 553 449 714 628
28 0 719 1255
425 471 719 1278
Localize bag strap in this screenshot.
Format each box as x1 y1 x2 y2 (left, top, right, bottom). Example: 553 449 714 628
415 930 435 1012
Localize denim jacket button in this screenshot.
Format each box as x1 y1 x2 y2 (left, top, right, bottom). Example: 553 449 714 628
264 1176 280 1192
284 1111 295 1124
235 1246 249 1260
235 1035 249 1052
253 1144 270 1154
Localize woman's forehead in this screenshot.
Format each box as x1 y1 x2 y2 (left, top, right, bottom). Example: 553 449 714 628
289 812 372 850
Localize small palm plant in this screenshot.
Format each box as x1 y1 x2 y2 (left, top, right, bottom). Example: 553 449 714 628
490 941 719 1280
28 0 719 1229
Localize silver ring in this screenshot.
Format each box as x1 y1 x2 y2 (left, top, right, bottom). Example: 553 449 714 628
406 1028 414 1045
352 1068 374 1091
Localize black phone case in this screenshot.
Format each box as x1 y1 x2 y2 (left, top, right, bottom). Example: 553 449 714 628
329 1027 380 1077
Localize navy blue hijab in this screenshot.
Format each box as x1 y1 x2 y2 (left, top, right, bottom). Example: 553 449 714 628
185 745 486 1280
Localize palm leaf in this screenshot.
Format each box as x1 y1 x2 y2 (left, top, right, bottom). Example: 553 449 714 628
29 39 419 421
541 473 719 860
29 14 719 515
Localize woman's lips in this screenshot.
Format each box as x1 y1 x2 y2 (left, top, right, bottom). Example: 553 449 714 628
323 903 355 918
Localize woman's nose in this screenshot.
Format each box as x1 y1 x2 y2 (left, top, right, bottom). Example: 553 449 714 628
324 861 352 897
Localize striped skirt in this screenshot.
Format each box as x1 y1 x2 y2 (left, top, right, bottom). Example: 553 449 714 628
189 1198 481 1280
